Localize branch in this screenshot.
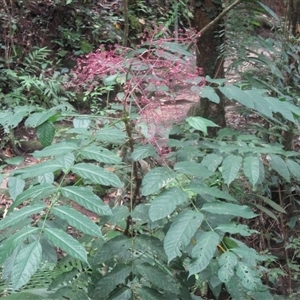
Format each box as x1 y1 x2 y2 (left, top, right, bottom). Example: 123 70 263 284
187 0 243 50
200 0 243 36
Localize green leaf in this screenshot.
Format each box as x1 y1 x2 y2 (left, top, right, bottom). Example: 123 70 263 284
268 154 290 182
189 185 237 202
71 163 122 187
135 287 165 300
164 210 204 263
95 128 126 144
189 231 220 276
92 264 131 298
136 263 179 293
0 227 40 265
0 291 52 300
134 235 166 261
94 235 131 264
61 186 112 216
265 97 295 123
141 167 176 196
222 154 242 186
107 287 133 300
44 228 88 263
12 160 62 179
286 159 300 180
216 223 257 236
257 195 286 214
80 146 122 164
52 206 102 237
220 85 254 109
0 204 46 230
25 111 57 128
38 172 54 184
131 204 151 225
4 156 24 165
149 187 189 221
236 261 261 291
201 86 220 103
225 275 248 300
257 2 279 21
200 153 223 172
187 117 219 135
243 156 262 187
56 152 76 173
36 121 55 147
11 241 42 290
174 161 212 179
33 142 78 158
218 251 238 283
11 184 56 211
251 203 279 222
8 176 25 200
201 201 257 219
131 144 158 161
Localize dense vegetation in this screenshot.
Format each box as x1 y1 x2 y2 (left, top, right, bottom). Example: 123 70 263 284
1 0 300 299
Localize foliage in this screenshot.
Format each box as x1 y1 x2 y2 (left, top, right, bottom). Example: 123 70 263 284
0 47 74 109
2 1 300 299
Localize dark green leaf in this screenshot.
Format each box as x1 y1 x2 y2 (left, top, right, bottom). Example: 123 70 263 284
141 167 176 196
36 121 55 147
131 145 158 161
33 142 78 158
222 154 242 186
218 251 238 283
44 228 88 263
0 204 46 230
201 201 257 219
52 206 102 237
189 231 220 276
11 241 42 290
80 145 121 164
8 176 25 200
11 184 56 210
149 187 188 221
136 263 179 293
62 187 111 217
93 264 131 298
164 210 204 263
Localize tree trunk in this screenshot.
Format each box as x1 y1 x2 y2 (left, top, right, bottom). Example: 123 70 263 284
193 0 226 136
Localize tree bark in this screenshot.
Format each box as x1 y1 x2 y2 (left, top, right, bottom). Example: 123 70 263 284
193 0 227 136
